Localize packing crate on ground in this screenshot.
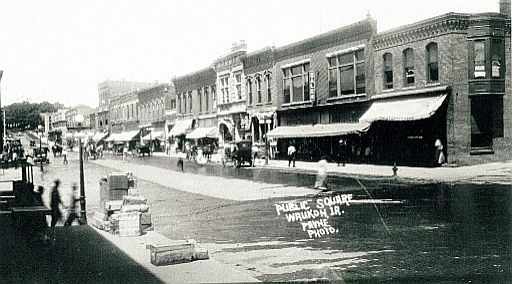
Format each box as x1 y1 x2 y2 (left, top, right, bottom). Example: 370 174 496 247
121 204 149 213
122 195 146 206
117 212 141 237
107 173 129 189
147 240 209 266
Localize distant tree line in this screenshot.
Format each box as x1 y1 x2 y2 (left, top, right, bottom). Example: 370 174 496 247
3 101 64 130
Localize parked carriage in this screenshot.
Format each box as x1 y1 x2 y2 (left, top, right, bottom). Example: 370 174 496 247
221 140 253 168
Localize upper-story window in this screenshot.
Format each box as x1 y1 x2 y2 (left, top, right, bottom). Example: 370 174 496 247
474 41 486 79
328 49 365 97
235 72 242 100
183 93 187 114
171 99 176 110
188 91 192 113
256 76 262 104
211 85 216 106
426 43 439 82
492 39 503 78
266 74 271 103
403 48 415 85
383 53 393 89
204 87 209 112
247 79 252 105
198 89 202 113
220 76 229 104
283 62 310 104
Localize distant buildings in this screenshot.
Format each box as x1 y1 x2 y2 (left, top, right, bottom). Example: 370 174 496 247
90 0 510 166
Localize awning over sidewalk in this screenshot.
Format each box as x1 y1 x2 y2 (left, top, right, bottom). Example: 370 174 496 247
142 131 164 141
92 132 109 143
186 126 218 139
105 130 140 143
359 94 447 123
169 119 194 137
266 122 370 139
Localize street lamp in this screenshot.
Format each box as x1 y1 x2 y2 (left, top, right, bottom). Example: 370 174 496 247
75 114 87 225
37 124 43 171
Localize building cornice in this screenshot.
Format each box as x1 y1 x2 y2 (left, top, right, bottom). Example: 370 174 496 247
374 13 471 50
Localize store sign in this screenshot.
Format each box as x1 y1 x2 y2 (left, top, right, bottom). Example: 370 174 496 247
309 71 316 101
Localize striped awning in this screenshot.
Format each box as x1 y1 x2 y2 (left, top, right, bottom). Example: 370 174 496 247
142 131 164 141
169 119 194 137
186 126 218 140
105 130 140 142
359 94 447 123
266 122 370 139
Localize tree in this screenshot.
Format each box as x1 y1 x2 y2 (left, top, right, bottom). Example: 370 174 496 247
4 101 59 129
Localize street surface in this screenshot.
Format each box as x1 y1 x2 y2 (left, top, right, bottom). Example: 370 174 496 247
26 150 512 282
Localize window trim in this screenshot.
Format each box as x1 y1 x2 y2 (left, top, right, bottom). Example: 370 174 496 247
282 62 310 104
327 48 365 97
383 53 394 89
403 48 415 86
426 42 439 83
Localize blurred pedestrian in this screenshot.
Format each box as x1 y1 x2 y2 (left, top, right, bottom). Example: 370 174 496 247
50 180 63 227
314 156 328 191
34 186 45 206
122 143 129 163
251 144 259 167
337 139 347 167
62 147 68 164
434 138 445 166
287 143 296 167
64 184 79 226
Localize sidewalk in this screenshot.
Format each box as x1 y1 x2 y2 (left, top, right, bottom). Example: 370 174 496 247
0 212 259 283
152 152 512 184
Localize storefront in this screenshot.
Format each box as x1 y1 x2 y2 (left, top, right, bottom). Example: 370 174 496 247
168 119 195 153
359 93 448 166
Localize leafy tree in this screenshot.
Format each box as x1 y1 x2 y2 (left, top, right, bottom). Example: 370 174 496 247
4 101 59 129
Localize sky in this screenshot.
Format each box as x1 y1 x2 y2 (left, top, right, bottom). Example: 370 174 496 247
0 0 499 108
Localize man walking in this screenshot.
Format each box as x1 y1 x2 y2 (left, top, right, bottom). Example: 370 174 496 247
50 180 63 227
64 184 79 226
287 143 296 167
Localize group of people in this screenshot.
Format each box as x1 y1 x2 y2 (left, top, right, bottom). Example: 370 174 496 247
46 179 81 227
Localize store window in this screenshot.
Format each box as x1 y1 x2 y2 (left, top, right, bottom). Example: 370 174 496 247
327 49 365 97
426 43 439 82
491 39 504 78
474 41 486 78
403 48 415 85
383 53 393 89
282 62 310 104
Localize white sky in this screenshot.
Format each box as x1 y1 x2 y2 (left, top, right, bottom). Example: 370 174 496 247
0 0 498 108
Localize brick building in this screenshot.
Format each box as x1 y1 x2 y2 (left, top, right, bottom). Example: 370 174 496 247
171 67 217 153
267 18 377 161
366 0 511 166
98 79 157 108
137 83 175 151
214 41 249 145
241 46 277 152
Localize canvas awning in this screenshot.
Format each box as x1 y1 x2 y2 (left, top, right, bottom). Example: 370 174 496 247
169 119 194 137
92 132 109 143
142 131 164 141
359 94 447 123
266 122 370 139
104 130 140 143
186 126 218 140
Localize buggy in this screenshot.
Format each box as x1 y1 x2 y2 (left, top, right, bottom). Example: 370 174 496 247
221 140 253 168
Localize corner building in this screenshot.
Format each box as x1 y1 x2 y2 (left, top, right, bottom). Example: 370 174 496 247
369 1 511 166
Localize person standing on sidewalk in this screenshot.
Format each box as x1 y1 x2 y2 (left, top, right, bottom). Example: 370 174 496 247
64 184 79 226
122 143 129 163
434 138 445 166
50 180 63 227
62 147 68 164
337 139 347 167
287 143 296 167
251 144 259 167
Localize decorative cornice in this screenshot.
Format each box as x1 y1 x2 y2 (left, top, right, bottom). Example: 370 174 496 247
373 13 470 50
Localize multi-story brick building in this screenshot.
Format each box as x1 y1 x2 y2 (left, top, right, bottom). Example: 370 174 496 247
106 91 140 150
98 79 157 108
138 83 175 151
214 41 249 145
241 46 277 152
364 0 511 166
267 17 377 161
171 67 217 153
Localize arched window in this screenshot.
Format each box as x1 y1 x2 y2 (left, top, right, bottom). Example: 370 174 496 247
256 76 262 104
403 48 415 85
383 53 393 89
247 79 252 105
426 43 439 82
266 74 272 102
